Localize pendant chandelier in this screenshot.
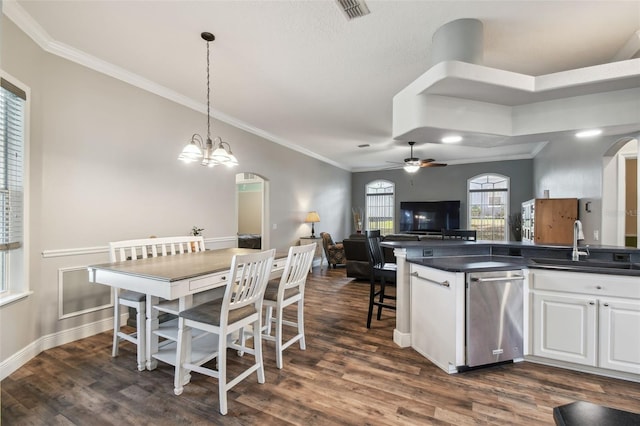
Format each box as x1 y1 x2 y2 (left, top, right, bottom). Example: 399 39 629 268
178 32 238 168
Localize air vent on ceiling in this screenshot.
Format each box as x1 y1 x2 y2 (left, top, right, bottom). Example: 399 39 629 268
336 0 370 20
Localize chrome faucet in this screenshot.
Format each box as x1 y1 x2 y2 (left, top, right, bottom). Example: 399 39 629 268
572 220 589 261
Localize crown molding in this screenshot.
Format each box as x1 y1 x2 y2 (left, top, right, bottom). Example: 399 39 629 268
2 1 349 171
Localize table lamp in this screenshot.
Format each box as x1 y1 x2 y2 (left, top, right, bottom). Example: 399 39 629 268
305 211 320 238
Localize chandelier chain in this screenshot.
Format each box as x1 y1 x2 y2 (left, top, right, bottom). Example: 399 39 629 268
206 39 211 142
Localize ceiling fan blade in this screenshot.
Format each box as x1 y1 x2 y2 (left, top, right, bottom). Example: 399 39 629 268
420 158 436 164
420 162 447 167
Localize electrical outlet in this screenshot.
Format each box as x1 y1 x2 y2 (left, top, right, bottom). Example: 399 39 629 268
593 230 599 241
272 223 277 230
614 253 630 262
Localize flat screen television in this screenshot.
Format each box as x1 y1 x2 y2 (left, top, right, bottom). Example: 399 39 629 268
399 201 460 233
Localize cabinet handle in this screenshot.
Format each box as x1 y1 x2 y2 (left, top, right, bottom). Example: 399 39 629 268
603 303 609 307
589 301 595 305
596 285 602 290
411 272 450 287
470 275 525 283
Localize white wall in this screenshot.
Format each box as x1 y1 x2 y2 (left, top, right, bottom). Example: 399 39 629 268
533 133 638 245
0 17 351 368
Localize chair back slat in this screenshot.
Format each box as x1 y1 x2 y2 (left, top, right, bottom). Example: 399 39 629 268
109 236 206 262
364 230 385 268
281 243 316 293
223 249 276 316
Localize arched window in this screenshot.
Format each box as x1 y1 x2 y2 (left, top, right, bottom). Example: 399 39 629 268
365 180 394 235
468 174 509 241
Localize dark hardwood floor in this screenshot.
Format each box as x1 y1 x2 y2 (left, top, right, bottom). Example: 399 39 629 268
2 266 640 425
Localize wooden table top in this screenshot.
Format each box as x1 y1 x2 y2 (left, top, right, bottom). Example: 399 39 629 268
88 248 286 282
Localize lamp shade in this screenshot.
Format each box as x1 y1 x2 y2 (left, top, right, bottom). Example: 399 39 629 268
178 141 203 162
305 211 320 223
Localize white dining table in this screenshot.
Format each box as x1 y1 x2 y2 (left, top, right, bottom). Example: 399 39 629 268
88 247 287 370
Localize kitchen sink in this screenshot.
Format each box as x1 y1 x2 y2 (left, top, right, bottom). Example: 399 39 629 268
529 258 639 270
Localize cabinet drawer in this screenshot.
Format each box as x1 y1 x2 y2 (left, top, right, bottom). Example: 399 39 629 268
531 269 640 299
272 258 287 270
188 272 227 291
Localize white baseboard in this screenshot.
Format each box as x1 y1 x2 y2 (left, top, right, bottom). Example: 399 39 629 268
393 329 411 348
0 314 123 381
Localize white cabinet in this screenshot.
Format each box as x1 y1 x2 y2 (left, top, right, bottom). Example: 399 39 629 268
599 298 640 374
530 269 640 376
410 264 465 373
532 292 597 366
521 199 535 243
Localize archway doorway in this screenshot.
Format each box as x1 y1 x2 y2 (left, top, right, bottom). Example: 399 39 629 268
235 172 269 249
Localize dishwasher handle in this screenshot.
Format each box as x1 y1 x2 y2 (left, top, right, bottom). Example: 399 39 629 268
470 275 525 283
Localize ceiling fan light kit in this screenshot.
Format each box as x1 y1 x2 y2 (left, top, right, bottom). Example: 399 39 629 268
404 163 420 173
400 141 447 173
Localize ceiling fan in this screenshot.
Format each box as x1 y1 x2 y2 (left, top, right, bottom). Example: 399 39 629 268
393 141 447 173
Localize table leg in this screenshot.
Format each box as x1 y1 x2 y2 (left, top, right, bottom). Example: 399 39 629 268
178 295 193 384
146 295 159 370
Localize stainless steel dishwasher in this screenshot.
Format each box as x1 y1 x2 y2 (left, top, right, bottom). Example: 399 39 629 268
466 270 525 368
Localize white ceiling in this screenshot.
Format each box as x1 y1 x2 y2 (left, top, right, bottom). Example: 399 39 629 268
5 0 640 171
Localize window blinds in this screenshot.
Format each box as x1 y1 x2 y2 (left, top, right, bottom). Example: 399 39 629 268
366 180 395 235
0 78 25 252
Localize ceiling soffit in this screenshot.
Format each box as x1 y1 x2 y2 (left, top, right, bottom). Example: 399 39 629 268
393 19 640 149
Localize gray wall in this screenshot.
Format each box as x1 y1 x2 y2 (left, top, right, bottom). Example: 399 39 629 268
1 18 350 364
351 159 534 237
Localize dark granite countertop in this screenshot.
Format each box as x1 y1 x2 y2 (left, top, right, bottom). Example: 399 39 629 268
553 401 640 426
391 240 640 277
525 259 640 277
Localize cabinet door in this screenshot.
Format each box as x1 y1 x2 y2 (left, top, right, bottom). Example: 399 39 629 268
532 292 597 366
410 265 464 373
599 298 640 374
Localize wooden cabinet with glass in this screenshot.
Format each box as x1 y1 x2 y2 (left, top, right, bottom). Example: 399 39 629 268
521 198 578 244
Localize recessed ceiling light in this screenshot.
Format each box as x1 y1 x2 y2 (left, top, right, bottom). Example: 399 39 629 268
575 129 602 138
441 135 462 143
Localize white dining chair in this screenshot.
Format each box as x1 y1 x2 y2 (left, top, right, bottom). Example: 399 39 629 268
261 243 316 369
109 236 205 371
173 249 275 415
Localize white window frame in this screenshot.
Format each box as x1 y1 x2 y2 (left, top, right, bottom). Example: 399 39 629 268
467 173 509 241
0 70 31 306
365 179 395 235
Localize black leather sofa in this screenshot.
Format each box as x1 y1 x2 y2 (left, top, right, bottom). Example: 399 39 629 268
343 233 420 280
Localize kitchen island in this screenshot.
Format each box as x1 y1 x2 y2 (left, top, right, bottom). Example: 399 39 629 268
381 239 640 381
